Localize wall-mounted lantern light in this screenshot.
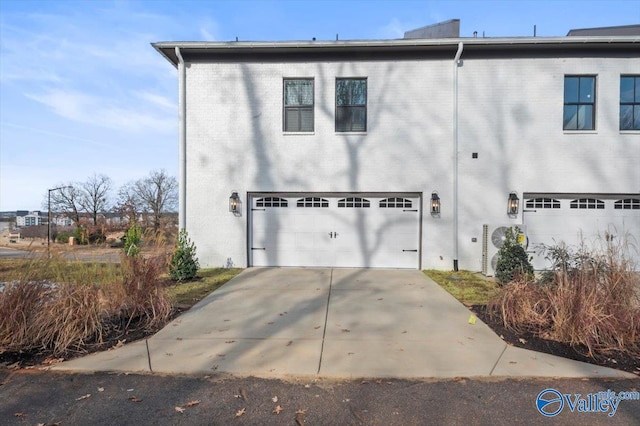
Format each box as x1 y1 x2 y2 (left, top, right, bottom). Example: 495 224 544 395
430 192 441 216
229 191 241 214
507 192 519 216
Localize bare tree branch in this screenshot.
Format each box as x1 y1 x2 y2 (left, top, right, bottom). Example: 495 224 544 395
79 173 112 225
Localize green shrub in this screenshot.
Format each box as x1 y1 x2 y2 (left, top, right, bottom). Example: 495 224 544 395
495 226 534 285
56 231 74 244
169 230 200 282
73 227 88 245
123 221 142 257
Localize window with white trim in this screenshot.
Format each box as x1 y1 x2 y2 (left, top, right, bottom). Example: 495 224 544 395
379 198 412 208
338 197 370 208
570 198 604 209
336 78 367 132
284 79 314 132
564 76 596 130
620 75 640 130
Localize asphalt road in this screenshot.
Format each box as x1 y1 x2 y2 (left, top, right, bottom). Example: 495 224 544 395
0 370 638 425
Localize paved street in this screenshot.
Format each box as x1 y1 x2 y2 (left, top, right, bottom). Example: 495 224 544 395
1 371 638 425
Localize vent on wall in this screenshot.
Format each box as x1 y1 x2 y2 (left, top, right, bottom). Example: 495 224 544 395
482 225 527 276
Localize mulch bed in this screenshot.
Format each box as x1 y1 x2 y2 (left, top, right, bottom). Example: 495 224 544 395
470 304 640 376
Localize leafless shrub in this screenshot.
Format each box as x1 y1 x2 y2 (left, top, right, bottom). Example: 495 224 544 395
0 281 48 351
0 253 173 357
489 236 640 358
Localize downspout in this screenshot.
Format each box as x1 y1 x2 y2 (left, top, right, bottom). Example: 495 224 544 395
175 47 187 231
453 42 463 271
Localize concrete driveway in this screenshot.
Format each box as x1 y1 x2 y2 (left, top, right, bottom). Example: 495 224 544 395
54 268 634 378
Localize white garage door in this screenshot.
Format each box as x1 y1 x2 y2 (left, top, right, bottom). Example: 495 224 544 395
249 193 421 268
523 194 640 270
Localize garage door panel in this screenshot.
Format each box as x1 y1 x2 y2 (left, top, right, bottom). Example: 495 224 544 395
250 194 420 268
524 196 640 270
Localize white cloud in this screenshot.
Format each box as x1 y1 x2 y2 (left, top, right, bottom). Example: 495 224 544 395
25 89 175 134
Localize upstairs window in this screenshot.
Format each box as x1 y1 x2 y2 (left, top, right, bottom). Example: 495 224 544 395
564 76 596 130
620 76 640 130
284 79 314 132
336 78 367 132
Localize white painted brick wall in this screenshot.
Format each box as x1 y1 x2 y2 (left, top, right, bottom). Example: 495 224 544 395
184 54 639 270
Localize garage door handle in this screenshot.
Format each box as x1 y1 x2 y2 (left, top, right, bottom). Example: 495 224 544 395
402 249 418 252
251 247 266 250
523 209 537 213
403 209 418 212
252 208 266 211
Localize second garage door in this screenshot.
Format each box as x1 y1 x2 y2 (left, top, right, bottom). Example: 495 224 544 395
249 193 421 268
523 194 640 270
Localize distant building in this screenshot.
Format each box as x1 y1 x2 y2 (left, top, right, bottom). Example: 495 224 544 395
16 211 42 227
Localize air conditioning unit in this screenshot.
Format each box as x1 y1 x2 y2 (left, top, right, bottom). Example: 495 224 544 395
482 224 527 276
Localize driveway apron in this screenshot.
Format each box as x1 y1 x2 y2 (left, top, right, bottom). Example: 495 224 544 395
53 268 634 378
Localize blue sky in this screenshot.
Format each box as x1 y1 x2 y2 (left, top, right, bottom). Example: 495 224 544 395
1 0 639 211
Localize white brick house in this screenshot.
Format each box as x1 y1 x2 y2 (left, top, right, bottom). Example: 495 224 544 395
153 31 640 271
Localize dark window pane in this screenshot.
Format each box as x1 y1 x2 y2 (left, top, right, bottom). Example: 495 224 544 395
285 80 313 106
564 77 579 103
636 78 640 102
578 105 593 130
621 105 633 130
564 105 578 130
579 77 595 103
621 77 635 103
635 105 640 130
336 79 367 106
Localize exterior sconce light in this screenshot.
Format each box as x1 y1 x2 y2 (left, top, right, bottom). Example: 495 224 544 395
430 192 441 216
229 191 241 214
507 192 519 216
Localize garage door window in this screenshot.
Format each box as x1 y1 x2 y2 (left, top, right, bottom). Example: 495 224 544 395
379 197 412 208
338 197 370 208
256 197 288 207
614 199 640 210
297 197 329 207
570 198 604 209
526 198 560 209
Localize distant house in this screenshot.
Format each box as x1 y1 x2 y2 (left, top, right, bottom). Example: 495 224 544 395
16 211 42 227
153 22 640 271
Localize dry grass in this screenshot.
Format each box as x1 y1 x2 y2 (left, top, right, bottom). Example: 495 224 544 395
0 253 172 356
488 240 640 358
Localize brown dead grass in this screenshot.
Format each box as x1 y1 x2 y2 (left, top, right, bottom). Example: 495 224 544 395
488 241 640 358
0 253 172 356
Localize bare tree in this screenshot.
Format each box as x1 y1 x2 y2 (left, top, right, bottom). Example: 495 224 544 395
45 184 82 224
134 169 178 230
79 173 112 225
113 182 141 225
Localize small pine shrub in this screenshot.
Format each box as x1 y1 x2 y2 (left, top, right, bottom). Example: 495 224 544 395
495 226 534 285
123 221 142 257
169 230 200 282
56 231 74 244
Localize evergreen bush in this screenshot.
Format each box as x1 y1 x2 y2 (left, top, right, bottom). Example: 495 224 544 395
169 230 200 282
495 226 534 285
